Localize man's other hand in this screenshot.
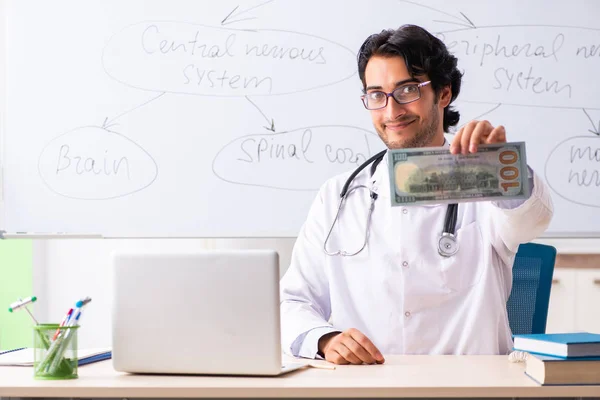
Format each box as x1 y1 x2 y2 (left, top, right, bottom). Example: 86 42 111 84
318 328 385 365
450 119 507 155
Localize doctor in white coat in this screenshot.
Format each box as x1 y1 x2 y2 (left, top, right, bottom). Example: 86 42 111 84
280 24 553 365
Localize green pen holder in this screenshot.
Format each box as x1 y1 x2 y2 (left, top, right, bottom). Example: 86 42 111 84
33 323 79 380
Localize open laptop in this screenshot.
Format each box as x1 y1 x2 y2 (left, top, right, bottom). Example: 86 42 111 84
111 249 305 376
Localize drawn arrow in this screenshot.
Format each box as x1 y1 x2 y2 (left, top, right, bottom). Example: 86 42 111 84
102 116 118 131
221 0 275 26
102 92 166 131
397 1 476 29
433 11 476 29
583 109 600 136
245 96 276 132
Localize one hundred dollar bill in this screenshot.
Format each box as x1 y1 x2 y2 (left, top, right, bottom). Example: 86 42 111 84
388 142 530 206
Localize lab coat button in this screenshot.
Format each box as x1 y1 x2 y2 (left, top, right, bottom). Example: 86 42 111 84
402 261 409 268
402 208 408 214
404 311 411 317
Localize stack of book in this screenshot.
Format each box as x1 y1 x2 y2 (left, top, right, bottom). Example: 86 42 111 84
513 332 600 385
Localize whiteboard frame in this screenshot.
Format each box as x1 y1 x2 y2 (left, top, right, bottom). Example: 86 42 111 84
0 0 6 229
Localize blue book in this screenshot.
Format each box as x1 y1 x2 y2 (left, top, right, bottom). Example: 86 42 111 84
514 332 600 358
0 348 111 366
0 347 26 355
77 351 112 366
525 353 600 385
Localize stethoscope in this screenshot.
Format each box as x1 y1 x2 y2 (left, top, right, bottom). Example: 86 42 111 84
323 149 459 258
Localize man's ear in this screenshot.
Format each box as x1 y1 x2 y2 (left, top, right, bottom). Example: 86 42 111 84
439 85 452 108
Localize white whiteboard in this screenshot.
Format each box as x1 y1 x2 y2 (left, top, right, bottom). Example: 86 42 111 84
2 0 599 237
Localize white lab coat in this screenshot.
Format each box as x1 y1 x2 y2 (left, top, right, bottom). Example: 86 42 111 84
280 153 553 358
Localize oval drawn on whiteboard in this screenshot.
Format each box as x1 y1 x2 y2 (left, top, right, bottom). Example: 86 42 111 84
438 26 600 109
545 136 600 208
212 125 380 191
38 126 158 200
102 21 356 96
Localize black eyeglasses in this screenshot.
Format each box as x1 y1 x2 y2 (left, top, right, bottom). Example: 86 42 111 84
361 81 431 110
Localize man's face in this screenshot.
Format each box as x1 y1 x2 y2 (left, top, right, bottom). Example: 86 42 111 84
363 55 449 149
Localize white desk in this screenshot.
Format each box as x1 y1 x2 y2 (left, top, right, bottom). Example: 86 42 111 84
1 355 599 398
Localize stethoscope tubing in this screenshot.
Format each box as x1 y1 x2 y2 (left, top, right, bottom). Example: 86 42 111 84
324 150 459 258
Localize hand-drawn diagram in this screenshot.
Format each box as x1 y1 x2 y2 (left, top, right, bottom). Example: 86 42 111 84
34 0 599 210
432 19 600 207
38 126 158 200
212 125 376 190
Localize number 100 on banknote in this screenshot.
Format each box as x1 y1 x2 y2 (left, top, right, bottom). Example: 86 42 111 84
388 142 531 206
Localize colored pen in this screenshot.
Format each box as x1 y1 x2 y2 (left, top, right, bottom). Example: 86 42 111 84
52 308 73 341
48 311 82 373
67 297 91 327
46 298 91 373
52 297 91 341
68 308 82 327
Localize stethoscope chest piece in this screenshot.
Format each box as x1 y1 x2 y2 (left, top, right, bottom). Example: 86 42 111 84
438 232 459 257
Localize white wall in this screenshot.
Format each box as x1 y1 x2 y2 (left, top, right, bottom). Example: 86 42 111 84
35 238 600 349
33 238 600 349
34 238 296 348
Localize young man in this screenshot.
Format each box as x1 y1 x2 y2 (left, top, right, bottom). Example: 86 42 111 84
280 25 553 365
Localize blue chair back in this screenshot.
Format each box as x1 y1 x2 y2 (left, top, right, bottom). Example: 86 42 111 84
506 243 557 335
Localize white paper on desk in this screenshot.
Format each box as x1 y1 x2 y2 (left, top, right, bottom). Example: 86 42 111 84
0 347 110 366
